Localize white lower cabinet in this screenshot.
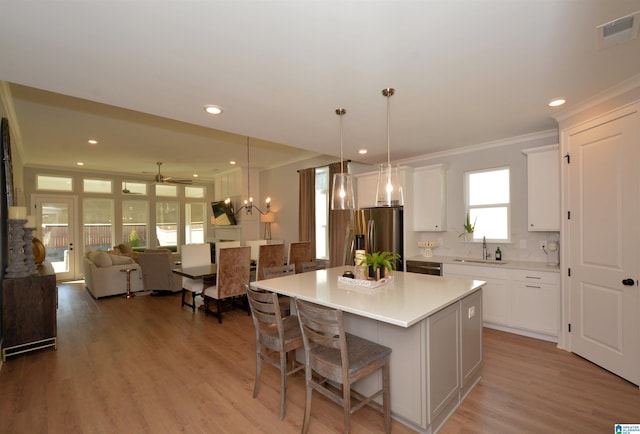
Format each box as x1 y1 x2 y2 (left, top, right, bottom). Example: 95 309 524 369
508 269 560 337
444 263 560 341
444 264 508 325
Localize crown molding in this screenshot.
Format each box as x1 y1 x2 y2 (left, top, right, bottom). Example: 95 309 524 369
396 129 558 167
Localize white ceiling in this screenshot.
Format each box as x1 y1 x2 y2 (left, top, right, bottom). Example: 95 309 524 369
1 1 640 181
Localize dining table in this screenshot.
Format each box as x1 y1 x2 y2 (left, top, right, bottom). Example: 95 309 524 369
172 264 217 281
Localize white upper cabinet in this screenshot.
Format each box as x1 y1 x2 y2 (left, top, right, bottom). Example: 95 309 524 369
214 169 242 200
413 164 447 231
523 145 560 231
355 171 379 209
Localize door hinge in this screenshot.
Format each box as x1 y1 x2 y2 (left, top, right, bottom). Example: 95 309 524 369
564 153 570 164
568 323 572 333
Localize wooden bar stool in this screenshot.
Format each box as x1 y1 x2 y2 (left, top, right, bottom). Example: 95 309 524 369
246 285 304 420
294 298 392 434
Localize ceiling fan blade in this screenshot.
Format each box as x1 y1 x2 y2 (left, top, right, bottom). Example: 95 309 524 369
150 162 192 184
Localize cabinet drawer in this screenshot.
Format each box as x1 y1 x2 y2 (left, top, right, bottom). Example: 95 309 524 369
509 269 559 285
509 281 559 336
444 264 508 280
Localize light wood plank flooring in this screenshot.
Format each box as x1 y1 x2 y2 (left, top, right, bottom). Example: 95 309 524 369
0 282 638 433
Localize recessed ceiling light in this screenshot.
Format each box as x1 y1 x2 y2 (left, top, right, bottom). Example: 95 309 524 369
193 174 198 178
88 139 98 145
548 98 566 107
76 162 84 166
230 160 236 165
204 105 223 115
358 149 368 155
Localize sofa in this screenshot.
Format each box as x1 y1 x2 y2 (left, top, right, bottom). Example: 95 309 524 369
83 250 143 298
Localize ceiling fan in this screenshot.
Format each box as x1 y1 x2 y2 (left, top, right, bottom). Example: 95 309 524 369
151 162 192 185
122 182 142 194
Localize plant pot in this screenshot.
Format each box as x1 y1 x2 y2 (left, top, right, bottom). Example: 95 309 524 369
368 266 385 280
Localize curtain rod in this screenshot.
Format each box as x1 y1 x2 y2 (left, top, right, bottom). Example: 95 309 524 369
297 159 352 173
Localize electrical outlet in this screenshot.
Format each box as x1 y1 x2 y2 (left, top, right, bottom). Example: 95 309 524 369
418 241 428 248
468 306 475 319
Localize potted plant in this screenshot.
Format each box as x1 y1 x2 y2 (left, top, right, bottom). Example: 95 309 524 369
458 212 477 241
359 251 401 280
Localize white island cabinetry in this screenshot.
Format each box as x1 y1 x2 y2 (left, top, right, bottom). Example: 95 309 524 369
253 268 484 433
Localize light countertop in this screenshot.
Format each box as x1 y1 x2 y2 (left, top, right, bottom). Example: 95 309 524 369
252 266 485 328
406 255 560 273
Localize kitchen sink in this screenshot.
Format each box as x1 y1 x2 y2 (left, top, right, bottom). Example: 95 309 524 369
453 258 508 265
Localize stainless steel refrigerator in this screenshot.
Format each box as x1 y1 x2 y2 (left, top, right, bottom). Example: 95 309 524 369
352 206 404 271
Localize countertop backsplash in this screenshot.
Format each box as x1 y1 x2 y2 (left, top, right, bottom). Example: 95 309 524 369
411 230 561 269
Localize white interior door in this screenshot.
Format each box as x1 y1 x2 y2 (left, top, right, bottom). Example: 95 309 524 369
567 104 640 386
33 195 78 281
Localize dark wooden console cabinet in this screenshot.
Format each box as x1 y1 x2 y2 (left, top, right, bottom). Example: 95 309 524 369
2 271 57 361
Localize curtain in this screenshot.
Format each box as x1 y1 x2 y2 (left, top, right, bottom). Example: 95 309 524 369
298 168 315 255
328 162 353 267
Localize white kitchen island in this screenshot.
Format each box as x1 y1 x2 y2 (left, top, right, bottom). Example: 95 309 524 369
252 267 485 433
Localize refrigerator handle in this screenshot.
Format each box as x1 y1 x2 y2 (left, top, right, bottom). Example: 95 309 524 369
367 219 375 252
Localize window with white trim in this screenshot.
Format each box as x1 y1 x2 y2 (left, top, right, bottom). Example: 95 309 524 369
465 167 510 242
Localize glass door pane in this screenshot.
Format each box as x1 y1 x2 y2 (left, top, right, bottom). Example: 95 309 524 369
83 198 114 251
35 196 76 280
156 201 178 248
185 203 205 244
123 200 149 249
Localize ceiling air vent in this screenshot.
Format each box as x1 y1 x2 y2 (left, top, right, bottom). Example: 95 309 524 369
597 11 640 49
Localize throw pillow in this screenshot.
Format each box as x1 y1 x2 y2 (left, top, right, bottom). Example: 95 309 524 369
110 254 134 265
89 251 112 267
117 243 133 254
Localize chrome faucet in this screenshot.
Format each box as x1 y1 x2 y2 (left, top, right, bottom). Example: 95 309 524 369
482 236 488 260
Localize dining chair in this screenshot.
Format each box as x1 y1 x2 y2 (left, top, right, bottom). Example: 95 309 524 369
214 240 241 264
294 298 392 434
203 246 251 323
287 241 313 274
180 243 212 312
262 264 295 280
246 284 304 420
301 260 326 273
245 239 268 262
256 243 285 281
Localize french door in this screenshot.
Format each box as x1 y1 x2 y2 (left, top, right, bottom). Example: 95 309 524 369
566 102 640 386
33 195 78 281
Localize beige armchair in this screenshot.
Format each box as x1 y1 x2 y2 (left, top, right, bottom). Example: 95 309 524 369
137 251 181 294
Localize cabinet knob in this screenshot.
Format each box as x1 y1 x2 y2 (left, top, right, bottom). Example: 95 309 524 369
622 278 635 286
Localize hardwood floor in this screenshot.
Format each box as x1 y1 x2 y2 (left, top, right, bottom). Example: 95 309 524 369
0 282 638 433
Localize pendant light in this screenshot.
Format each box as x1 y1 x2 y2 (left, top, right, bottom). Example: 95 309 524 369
234 136 271 216
331 108 356 210
376 88 404 207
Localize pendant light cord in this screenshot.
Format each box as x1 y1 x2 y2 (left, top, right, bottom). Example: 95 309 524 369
383 88 395 166
336 108 346 173
246 136 251 199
